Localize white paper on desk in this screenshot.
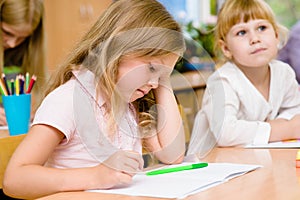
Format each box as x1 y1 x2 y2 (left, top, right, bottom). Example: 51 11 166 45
87 162 261 199
245 140 300 148
0 125 8 130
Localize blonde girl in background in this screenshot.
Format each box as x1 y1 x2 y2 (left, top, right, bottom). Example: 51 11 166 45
188 0 300 156
0 0 47 125
3 0 186 199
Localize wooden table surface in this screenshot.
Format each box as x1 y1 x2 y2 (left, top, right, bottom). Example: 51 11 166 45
170 70 212 92
37 147 300 200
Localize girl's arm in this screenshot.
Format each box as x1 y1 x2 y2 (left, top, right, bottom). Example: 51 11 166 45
0 107 7 125
268 67 300 142
3 125 141 199
268 115 300 142
143 79 185 164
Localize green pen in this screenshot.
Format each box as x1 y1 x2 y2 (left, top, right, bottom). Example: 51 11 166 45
146 162 208 176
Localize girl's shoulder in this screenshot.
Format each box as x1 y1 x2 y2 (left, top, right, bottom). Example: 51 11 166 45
270 59 292 68
50 78 76 96
208 62 240 82
270 60 296 77
43 78 76 107
50 69 96 98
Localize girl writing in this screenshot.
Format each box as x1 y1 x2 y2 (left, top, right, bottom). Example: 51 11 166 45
3 0 186 199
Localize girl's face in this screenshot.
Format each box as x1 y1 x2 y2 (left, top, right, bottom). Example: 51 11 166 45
220 19 279 69
1 22 32 50
117 53 179 102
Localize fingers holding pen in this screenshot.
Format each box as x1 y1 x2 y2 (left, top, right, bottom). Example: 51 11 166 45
122 151 144 175
103 150 144 175
93 150 144 189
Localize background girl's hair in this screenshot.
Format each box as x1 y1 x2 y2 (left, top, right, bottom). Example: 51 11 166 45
44 0 185 143
214 0 288 65
0 0 46 107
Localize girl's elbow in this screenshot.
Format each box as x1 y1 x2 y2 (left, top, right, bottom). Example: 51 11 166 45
158 151 185 164
2 166 24 198
2 175 18 198
171 154 184 164
213 126 239 147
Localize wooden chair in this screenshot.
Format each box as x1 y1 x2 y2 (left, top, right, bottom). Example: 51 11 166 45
0 134 26 189
178 104 191 145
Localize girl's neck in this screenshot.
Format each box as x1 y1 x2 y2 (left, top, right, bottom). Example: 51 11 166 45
239 65 270 101
240 65 269 85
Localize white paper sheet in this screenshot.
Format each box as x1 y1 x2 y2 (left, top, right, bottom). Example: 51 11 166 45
0 125 8 130
87 162 261 199
245 140 300 148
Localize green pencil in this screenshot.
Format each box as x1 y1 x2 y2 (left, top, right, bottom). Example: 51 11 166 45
146 162 208 176
25 72 30 91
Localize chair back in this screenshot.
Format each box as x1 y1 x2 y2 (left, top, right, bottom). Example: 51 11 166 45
0 134 25 188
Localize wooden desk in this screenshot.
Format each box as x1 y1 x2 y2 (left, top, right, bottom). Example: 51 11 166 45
37 148 300 200
171 70 212 93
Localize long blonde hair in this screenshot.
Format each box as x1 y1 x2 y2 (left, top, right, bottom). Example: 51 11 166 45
0 0 46 105
214 0 288 66
45 0 185 136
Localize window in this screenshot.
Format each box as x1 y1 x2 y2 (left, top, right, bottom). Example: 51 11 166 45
158 0 213 26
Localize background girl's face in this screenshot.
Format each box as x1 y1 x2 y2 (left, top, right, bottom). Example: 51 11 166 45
1 22 32 50
116 53 179 102
220 19 279 69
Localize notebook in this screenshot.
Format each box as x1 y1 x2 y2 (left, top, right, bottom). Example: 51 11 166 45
245 140 300 148
87 162 261 199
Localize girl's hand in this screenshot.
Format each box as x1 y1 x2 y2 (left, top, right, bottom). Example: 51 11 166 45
290 115 300 138
158 74 172 89
269 115 300 141
0 107 7 125
103 150 144 174
94 150 144 189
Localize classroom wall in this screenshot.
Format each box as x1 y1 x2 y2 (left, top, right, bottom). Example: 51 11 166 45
44 0 112 73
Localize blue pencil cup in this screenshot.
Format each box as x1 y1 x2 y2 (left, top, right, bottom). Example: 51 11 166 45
2 94 31 136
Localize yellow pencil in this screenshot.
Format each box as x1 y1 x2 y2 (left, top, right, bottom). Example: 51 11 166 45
15 76 19 95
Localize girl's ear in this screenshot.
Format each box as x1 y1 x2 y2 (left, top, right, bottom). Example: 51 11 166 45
219 39 232 59
275 31 281 49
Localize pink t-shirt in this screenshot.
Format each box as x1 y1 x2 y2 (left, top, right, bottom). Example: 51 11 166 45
33 70 142 168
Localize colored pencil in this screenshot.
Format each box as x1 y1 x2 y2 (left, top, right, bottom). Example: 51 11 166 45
0 78 8 96
25 72 30 91
1 73 10 95
15 75 20 95
10 79 15 95
19 75 24 94
26 75 37 93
